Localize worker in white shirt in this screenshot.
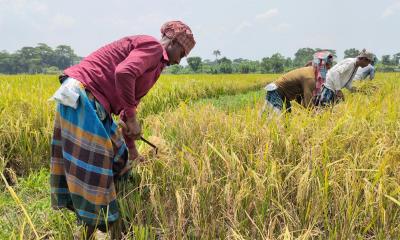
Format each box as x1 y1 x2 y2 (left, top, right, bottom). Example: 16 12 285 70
316 49 374 106
354 61 375 81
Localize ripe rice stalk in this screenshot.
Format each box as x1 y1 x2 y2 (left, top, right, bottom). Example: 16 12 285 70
1 173 40 239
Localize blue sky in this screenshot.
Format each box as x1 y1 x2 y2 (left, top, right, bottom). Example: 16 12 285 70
0 0 399 61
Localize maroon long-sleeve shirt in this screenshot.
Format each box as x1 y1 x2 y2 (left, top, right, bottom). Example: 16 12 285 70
64 35 168 148
64 35 169 119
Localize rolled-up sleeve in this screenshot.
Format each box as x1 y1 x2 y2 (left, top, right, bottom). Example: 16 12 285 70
115 39 163 118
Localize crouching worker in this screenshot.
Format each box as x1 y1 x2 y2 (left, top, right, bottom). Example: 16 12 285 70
49 21 195 239
260 66 317 115
317 49 374 106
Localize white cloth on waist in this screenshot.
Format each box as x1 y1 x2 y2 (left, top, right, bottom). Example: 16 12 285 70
264 83 278 92
48 77 82 109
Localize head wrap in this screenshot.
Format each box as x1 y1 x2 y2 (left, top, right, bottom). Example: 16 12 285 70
313 51 334 66
312 51 334 97
358 49 375 62
161 20 196 56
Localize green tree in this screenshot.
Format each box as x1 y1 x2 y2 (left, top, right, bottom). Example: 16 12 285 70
187 56 202 72
16 47 42 73
0 43 80 74
382 55 392 65
293 48 315 67
269 53 286 73
0 51 13 73
238 61 251 73
218 57 233 73
165 65 183 74
285 57 293 69
233 58 245 64
44 66 61 74
249 60 260 73
261 57 272 73
54 45 78 70
392 53 400 65
36 43 55 67
344 48 360 58
213 50 221 61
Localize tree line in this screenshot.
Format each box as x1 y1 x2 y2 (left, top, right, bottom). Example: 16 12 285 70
166 48 400 74
0 44 399 74
0 43 80 74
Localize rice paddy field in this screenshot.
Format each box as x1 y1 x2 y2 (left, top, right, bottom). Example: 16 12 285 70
0 73 400 239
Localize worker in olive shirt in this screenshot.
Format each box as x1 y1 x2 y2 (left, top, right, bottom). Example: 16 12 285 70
261 66 316 115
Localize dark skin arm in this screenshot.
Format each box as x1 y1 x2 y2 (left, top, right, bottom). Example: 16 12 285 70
123 113 142 141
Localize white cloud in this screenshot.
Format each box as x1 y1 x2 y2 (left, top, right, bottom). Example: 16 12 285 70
234 21 252 34
382 1 400 18
255 8 279 21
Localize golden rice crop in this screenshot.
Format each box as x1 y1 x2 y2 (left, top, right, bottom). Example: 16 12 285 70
0 73 399 239
0 74 273 175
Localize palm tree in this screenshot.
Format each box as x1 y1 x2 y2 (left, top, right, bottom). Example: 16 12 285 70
213 50 221 61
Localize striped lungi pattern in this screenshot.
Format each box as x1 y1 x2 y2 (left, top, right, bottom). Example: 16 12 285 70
266 90 292 113
50 85 128 227
316 86 336 106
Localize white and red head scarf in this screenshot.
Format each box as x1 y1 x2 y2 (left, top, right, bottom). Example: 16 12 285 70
161 20 196 56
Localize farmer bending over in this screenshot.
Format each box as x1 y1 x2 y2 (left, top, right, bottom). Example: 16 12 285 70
317 49 374 106
354 59 376 81
49 21 195 238
261 66 318 115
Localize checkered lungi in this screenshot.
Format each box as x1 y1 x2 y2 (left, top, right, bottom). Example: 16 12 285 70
50 85 128 228
316 86 336 106
266 89 292 113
